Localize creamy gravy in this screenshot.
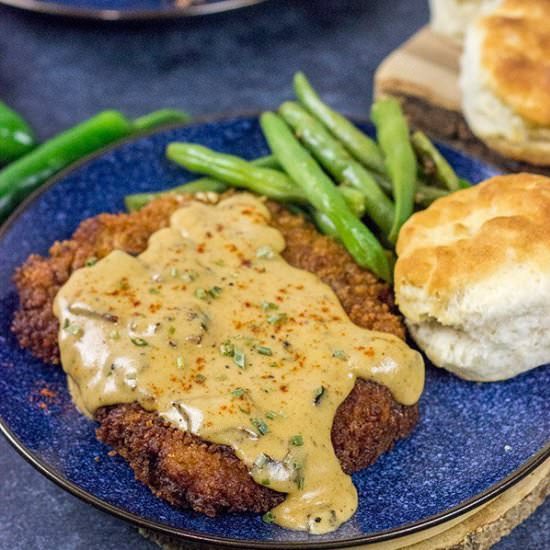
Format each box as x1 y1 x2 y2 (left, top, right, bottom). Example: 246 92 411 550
53 193 424 534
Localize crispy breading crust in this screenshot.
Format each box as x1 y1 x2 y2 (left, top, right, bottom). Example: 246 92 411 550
12 194 417 517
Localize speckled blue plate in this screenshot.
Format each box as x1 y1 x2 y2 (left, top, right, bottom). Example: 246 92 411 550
0 0 266 21
0 116 548 549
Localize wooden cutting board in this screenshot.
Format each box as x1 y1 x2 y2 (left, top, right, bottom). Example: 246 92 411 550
374 25 462 113
373 25 550 176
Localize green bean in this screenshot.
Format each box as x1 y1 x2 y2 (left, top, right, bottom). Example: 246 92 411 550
338 186 367 217
133 109 191 131
371 98 417 244
0 110 134 223
279 101 394 236
260 112 391 282
411 131 460 191
165 144 365 216
414 185 450 208
124 155 278 212
293 73 386 174
0 101 36 165
167 143 309 204
311 210 338 238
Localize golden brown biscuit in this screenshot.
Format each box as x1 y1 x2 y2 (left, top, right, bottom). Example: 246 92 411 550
395 173 550 381
461 0 550 165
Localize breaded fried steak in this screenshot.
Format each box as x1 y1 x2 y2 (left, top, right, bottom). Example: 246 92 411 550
12 193 418 520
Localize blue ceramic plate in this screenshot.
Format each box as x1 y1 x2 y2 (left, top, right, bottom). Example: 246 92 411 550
0 0 266 21
0 117 548 548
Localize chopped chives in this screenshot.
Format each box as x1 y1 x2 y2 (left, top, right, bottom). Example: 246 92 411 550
267 312 287 325
255 345 272 356
314 386 326 405
233 348 246 369
332 350 348 360
194 288 208 300
219 341 235 357
261 301 278 311
251 418 269 435
85 256 98 267
130 337 148 347
290 435 304 446
231 387 246 398
262 511 275 524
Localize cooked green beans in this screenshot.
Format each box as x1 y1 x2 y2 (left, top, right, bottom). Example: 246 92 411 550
167 143 309 204
279 101 394 236
293 73 386 175
124 155 278 212
133 109 191 131
165 144 366 217
260 111 391 282
371 98 417 244
411 130 460 191
414 185 450 208
0 110 133 223
0 101 36 165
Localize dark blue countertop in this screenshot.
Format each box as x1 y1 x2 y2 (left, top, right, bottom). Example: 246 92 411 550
0 0 547 547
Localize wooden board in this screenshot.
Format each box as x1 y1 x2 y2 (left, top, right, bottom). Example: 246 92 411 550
139 458 549 550
374 26 462 112
374 25 550 175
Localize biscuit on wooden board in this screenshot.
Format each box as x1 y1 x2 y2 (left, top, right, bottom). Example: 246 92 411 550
374 26 550 176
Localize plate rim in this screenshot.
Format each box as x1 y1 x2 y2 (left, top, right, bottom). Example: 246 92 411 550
0 115 548 549
0 0 267 21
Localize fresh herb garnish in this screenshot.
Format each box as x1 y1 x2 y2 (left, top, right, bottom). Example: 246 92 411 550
267 312 288 325
130 337 148 347
219 340 235 357
290 435 304 446
332 350 348 360
208 286 223 298
149 287 160 294
251 417 269 436
194 288 208 300
194 374 206 383
265 410 278 420
314 386 326 405
262 511 275 524
85 256 98 267
255 345 272 356
233 348 246 369
261 301 278 311
231 387 246 398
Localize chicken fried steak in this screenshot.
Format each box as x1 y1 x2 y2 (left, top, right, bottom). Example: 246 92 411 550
12 194 418 518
